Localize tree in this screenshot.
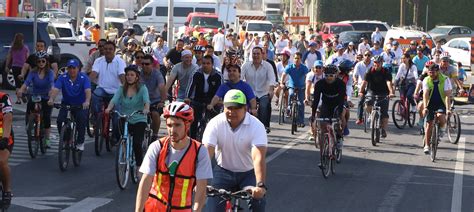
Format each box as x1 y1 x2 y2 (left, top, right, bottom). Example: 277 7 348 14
411 0 422 26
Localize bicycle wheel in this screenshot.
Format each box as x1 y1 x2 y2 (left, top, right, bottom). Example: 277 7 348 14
392 100 407 129
370 112 379 146
116 138 129 190
142 127 151 155
430 124 439 162
94 115 104 156
58 125 71 171
447 112 461 144
330 146 336 175
407 104 417 128
278 91 285 125
291 102 297 135
72 130 82 167
26 117 39 158
39 123 47 155
104 116 112 152
130 148 139 184
320 134 331 179
363 110 368 133
195 119 206 142
87 109 95 138
335 142 342 164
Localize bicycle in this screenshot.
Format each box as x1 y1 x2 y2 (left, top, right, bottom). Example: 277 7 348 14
365 95 390 146
195 104 218 142
446 102 461 144
25 94 48 158
206 185 254 212
425 109 445 162
114 110 146 190
392 88 416 129
277 87 287 125
93 95 113 156
54 104 83 171
289 88 301 135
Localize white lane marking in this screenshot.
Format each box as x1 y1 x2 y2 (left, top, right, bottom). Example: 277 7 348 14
12 196 75 210
267 131 308 163
8 158 30 163
377 166 415 212
451 137 466 212
61 197 113 212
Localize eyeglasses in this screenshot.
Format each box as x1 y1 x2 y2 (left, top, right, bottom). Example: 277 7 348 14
142 62 151 66
37 60 47 64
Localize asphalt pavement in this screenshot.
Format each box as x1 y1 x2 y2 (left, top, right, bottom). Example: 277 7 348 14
2 87 474 212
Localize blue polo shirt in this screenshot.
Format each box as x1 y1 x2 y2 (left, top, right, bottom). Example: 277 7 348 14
215 80 256 106
285 63 309 88
54 72 91 106
413 55 430 72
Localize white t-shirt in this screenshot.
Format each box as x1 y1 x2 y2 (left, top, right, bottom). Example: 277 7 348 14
92 55 126 94
344 50 357 62
392 47 404 65
358 43 370 55
304 52 320 69
139 139 213 180
396 63 418 81
275 39 288 53
202 113 268 172
353 60 373 88
276 61 292 83
325 53 347 65
212 33 226 52
80 27 91 41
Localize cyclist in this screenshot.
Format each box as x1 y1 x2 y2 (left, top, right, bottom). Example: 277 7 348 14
370 41 383 56
151 36 169 80
325 44 347 65
353 50 373 125
422 63 452 154
413 46 430 76
414 64 430 127
122 39 139 66
84 39 107 75
395 53 419 112
305 60 325 106
140 55 167 141
192 45 206 67
19 40 59 80
16 51 54 148
165 50 199 102
310 65 346 149
439 53 464 95
391 41 403 66
0 92 14 209
105 65 150 168
163 39 185 69
203 89 267 211
405 40 418 59
132 50 145 70
48 59 91 151
302 42 323 69
185 55 223 140
275 49 292 107
220 49 241 81
358 55 395 138
280 52 309 127
136 102 212 212
205 45 222 71
337 59 355 135
357 37 370 55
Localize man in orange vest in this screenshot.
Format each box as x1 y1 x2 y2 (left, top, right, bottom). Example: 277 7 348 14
136 102 212 212
0 92 14 209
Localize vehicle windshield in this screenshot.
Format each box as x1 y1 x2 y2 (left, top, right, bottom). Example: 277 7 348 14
105 10 127 19
247 23 273 32
429 27 451 34
339 32 364 42
56 27 73 38
330 25 354 34
53 12 72 19
191 17 223 29
266 14 282 22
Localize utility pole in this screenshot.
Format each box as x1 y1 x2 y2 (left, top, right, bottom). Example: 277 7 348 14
33 0 37 53
400 0 404 26
96 0 105 38
167 0 174 49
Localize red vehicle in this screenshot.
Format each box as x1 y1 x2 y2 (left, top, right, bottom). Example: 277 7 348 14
319 22 354 41
180 12 224 36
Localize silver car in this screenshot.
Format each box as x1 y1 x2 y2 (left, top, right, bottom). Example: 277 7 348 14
37 11 75 24
429 25 474 44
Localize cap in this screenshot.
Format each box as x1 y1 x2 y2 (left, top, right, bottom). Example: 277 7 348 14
313 60 323 67
223 89 247 107
348 41 355 46
127 39 138 45
309 42 317 47
421 39 427 44
218 28 223 32
335 44 344 50
392 41 399 46
410 40 417 45
83 20 89 25
181 50 192 57
67 59 80 68
284 30 289 33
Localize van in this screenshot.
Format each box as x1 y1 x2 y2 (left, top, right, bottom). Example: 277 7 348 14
384 27 434 49
133 0 219 33
242 20 273 38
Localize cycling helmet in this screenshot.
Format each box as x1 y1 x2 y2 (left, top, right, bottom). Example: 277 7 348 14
194 45 205 52
124 65 140 75
441 52 450 60
280 49 291 58
338 59 354 74
427 63 440 71
226 49 237 56
425 61 436 68
35 51 48 59
313 60 323 68
323 64 339 74
190 37 198 42
372 55 383 63
142 46 154 55
163 102 194 123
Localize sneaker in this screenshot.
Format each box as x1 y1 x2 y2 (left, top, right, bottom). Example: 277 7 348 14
298 123 305 128
423 145 430 154
2 191 12 208
417 118 424 127
381 129 387 138
410 106 417 113
45 138 51 148
285 109 291 118
355 119 364 125
76 143 84 151
343 126 350 136
336 139 343 150
266 127 271 134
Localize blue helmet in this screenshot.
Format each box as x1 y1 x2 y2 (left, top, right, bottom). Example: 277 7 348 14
338 59 354 74
313 60 323 68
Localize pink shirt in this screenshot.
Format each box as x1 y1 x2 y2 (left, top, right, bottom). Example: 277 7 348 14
11 46 29 68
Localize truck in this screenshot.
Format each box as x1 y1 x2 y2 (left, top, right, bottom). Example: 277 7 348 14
87 0 137 19
234 0 283 29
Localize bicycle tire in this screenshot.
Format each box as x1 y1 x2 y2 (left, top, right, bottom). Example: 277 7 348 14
142 128 151 155
407 104 417 128
430 124 438 162
72 130 82 167
196 119 206 142
392 100 407 129
116 138 129 190
26 117 39 158
278 91 285 125
291 102 297 135
87 109 95 138
330 147 336 175
370 112 379 146
104 115 112 152
130 149 139 184
94 115 104 156
363 110 368 133
58 125 71 171
320 134 331 179
447 112 461 144
335 146 342 164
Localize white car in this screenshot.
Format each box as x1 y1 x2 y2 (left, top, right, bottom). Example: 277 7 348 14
339 20 391 37
242 20 273 38
52 22 79 40
442 37 472 70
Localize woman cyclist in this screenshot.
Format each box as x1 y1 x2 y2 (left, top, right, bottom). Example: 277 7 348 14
395 53 419 113
16 51 54 147
105 65 150 168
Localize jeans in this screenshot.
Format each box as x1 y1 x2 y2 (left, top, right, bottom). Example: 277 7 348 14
57 107 87 144
256 95 271 128
288 87 305 124
189 101 205 140
205 165 266 212
357 94 366 120
400 83 416 106
92 87 120 141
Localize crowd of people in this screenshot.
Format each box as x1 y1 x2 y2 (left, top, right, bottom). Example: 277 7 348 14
0 22 469 211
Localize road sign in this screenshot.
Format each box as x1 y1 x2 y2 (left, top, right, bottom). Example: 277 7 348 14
285 16 310 25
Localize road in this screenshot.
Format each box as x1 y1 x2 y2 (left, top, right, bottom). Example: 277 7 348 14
3 88 474 212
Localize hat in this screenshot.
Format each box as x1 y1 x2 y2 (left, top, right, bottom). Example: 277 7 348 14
309 42 317 47
313 60 323 67
67 59 80 68
335 44 344 50
421 39 427 44
299 31 305 35
218 28 223 32
127 39 138 45
392 41 399 46
348 41 355 46
223 89 247 107
181 50 192 57
83 20 89 25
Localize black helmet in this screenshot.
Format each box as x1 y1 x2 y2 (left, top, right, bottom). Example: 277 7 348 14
323 64 339 74
338 59 353 74
124 64 140 75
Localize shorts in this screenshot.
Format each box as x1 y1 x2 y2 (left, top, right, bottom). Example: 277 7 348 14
2 131 14 154
150 102 163 115
319 104 343 119
365 96 389 119
11 66 23 89
426 104 446 122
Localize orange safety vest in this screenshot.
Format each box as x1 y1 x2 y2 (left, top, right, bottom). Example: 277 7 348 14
144 137 201 212
0 92 13 145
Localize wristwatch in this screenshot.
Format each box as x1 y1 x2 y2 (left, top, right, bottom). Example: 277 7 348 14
257 182 267 190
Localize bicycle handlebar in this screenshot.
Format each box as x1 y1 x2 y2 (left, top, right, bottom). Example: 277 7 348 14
112 110 145 119
206 186 253 200
53 103 83 110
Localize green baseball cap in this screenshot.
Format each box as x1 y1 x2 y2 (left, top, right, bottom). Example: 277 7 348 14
223 89 246 107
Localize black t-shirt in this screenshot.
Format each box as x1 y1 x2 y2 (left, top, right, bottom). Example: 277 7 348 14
165 48 182 65
266 59 278 83
364 68 392 95
26 54 57 69
161 30 168 42
313 78 346 110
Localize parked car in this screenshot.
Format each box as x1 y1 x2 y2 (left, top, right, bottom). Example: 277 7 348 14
338 31 372 47
241 20 273 37
36 11 75 24
84 7 131 36
442 37 472 70
339 20 391 37
52 22 79 40
176 12 224 38
319 22 354 41
429 25 474 44
383 27 433 48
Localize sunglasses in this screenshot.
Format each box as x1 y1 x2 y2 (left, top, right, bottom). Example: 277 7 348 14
314 66 322 69
142 62 151 66
37 60 47 64
364 54 371 57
